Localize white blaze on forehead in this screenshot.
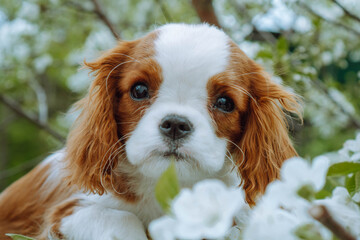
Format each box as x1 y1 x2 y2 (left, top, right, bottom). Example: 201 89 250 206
154 23 230 104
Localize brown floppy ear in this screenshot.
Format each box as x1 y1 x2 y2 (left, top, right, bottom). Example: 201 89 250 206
65 41 136 194
237 63 302 206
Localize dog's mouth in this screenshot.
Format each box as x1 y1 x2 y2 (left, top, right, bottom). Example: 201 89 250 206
163 151 186 161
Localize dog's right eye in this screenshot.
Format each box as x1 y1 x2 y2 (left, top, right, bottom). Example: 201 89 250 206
214 96 235 113
130 83 149 100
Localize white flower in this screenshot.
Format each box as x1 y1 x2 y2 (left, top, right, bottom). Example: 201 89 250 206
259 180 310 218
242 156 332 240
343 133 360 153
149 179 247 240
351 152 360 162
352 192 360 202
256 156 330 213
338 148 351 161
243 201 303 240
148 216 176 240
172 180 245 239
339 133 360 161
281 156 330 192
315 187 360 237
244 186 332 240
243 197 320 240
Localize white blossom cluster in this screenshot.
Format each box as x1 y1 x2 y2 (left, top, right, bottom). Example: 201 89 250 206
339 132 360 162
150 133 360 240
149 180 248 240
305 87 355 137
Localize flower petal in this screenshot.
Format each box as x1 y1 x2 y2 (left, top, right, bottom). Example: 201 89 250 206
311 156 330 191
350 152 360 162
149 216 176 240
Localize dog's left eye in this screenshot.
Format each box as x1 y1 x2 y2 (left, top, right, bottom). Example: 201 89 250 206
130 83 149 100
214 96 235 113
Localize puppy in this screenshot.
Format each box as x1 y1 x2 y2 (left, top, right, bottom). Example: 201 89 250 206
0 23 300 240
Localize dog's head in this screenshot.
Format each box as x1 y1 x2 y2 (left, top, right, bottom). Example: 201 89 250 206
65 24 301 205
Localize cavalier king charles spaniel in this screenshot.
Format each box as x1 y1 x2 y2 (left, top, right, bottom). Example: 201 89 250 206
0 23 301 240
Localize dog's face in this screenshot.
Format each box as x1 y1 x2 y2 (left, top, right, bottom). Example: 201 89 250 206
125 25 238 179
66 24 301 205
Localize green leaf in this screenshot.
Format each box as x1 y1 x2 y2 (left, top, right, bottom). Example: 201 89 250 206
355 171 360 193
315 176 340 199
314 189 332 199
276 36 289 55
295 224 324 240
5 234 36 240
155 160 180 213
297 184 316 201
327 162 360 176
346 174 356 196
256 49 273 59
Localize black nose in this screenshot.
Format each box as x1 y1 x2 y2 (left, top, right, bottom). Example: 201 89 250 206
159 115 193 140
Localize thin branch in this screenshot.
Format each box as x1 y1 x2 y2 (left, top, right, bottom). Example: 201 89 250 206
90 0 120 39
65 0 120 39
298 3 360 128
229 0 277 44
311 79 360 129
299 2 360 37
191 0 221 28
0 95 65 143
309 205 356 240
0 122 9 190
0 155 43 181
64 1 95 15
64 0 120 39
331 0 360 23
30 79 48 124
153 0 173 22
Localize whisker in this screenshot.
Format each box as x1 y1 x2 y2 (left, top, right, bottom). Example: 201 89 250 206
228 83 258 106
106 134 130 165
225 149 237 169
207 108 219 131
117 121 140 125
133 105 149 115
215 148 237 178
107 143 127 163
224 138 245 168
99 133 131 189
108 148 130 195
233 71 266 79
106 53 140 63
105 60 137 97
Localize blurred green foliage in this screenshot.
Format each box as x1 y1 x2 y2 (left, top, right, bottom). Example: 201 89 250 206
0 0 359 191
155 160 180 213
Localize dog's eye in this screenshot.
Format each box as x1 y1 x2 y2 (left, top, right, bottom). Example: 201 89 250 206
214 96 235 113
130 83 149 100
